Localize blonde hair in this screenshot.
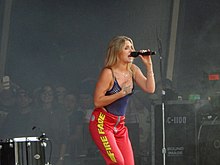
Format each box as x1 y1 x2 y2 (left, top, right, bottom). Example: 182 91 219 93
104 36 134 68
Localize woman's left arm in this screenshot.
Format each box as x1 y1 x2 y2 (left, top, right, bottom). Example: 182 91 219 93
132 55 155 93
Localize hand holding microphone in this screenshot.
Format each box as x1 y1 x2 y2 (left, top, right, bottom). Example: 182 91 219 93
130 49 155 69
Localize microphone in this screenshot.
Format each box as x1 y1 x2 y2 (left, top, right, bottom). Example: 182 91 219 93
129 51 156 57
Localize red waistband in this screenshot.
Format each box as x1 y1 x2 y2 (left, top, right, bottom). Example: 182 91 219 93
93 108 125 122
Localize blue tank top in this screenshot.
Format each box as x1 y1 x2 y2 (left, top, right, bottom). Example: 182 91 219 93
104 70 133 116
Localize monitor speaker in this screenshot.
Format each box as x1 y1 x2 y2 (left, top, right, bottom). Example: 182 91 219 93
198 121 220 165
151 100 196 165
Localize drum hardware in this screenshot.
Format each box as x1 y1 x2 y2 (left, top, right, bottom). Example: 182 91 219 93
0 136 49 165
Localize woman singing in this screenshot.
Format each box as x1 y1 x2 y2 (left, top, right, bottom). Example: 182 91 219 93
89 35 155 165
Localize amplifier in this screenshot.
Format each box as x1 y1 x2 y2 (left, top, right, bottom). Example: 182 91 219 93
197 121 220 165
151 100 197 165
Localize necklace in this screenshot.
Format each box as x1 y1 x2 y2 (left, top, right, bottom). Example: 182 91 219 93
114 71 130 80
122 72 129 78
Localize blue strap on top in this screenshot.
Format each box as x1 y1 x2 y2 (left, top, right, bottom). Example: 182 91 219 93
104 68 133 116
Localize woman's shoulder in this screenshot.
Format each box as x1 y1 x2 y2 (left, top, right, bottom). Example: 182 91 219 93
98 67 114 82
102 67 112 72
101 67 113 76
130 64 141 79
130 64 140 72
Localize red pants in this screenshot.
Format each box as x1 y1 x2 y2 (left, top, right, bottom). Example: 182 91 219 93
89 108 134 165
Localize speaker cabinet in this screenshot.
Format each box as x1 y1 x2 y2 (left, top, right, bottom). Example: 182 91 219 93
198 121 220 165
151 100 196 165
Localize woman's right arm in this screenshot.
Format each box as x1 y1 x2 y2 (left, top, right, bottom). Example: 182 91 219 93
93 68 125 108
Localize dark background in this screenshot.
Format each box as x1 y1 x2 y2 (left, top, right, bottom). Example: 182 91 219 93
1 0 171 91
174 0 220 98
1 0 219 97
